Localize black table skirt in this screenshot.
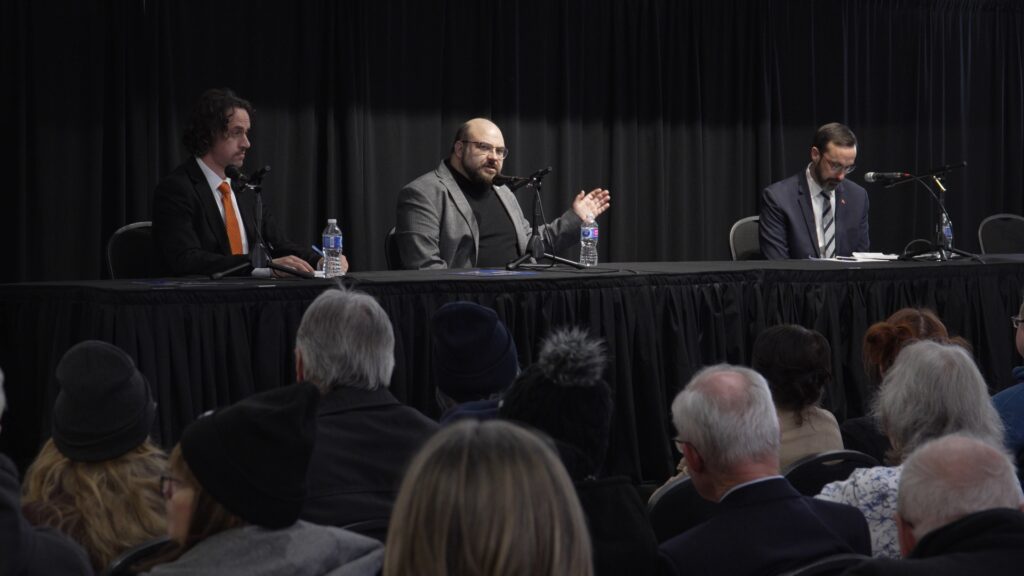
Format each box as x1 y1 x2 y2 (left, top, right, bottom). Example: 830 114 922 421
2 257 1022 482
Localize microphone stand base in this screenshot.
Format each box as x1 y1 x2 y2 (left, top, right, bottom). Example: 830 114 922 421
506 252 587 270
505 252 537 270
899 246 985 264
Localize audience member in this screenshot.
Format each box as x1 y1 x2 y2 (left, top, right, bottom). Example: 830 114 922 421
842 307 969 462
296 288 439 531
20 340 166 572
992 300 1024 454
383 419 594 576
139 383 383 575
0 367 92 576
659 364 870 576
500 328 659 576
751 324 843 469
431 301 518 423
843 434 1024 575
818 340 1004 558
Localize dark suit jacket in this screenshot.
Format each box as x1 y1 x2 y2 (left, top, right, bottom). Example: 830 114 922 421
759 172 870 259
152 159 317 276
659 477 871 576
395 161 582 269
0 454 92 576
842 508 1024 576
301 386 439 529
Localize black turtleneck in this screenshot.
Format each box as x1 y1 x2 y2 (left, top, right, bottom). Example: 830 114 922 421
446 159 520 267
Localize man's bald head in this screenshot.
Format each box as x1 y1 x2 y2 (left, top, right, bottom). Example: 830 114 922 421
453 118 502 145
671 365 780 472
899 434 1023 542
450 118 506 185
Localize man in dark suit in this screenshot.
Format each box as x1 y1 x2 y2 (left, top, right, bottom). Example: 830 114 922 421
843 434 1024 575
153 88 345 277
395 118 611 269
759 122 870 259
295 288 438 534
659 364 870 576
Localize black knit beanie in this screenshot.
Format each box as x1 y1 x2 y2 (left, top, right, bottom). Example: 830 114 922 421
432 301 518 402
180 383 320 529
52 340 156 462
500 328 612 477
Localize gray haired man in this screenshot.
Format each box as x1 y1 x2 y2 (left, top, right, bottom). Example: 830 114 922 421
843 434 1024 575
296 288 438 533
659 365 870 576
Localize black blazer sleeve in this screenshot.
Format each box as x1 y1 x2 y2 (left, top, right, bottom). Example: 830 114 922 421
759 184 793 260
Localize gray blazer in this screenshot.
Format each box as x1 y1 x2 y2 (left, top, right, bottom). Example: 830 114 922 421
395 161 582 269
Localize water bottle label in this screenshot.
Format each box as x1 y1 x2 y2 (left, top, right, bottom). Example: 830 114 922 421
322 235 343 250
581 228 598 240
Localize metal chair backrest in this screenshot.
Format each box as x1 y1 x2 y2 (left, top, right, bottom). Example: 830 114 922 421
783 449 880 496
730 215 763 260
647 476 719 543
107 221 163 279
978 213 1024 254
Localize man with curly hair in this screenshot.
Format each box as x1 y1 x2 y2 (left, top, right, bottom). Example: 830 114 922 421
153 88 344 277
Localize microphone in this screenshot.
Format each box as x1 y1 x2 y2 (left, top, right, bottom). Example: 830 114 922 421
225 165 272 186
249 165 271 185
493 166 553 191
225 164 246 183
864 171 912 183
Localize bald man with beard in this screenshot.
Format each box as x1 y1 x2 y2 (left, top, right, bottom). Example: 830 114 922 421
395 118 611 269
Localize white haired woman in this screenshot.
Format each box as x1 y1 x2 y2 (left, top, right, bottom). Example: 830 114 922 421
817 340 1005 558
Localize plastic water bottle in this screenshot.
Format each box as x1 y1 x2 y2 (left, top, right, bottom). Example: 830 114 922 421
322 218 344 278
938 212 954 251
580 214 599 267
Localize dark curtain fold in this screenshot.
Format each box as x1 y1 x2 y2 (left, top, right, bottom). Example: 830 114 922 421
3 0 1024 283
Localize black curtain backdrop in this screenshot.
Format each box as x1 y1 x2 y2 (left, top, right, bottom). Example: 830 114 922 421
2 0 1024 283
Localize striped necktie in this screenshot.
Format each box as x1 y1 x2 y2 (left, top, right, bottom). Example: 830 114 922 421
821 191 835 259
218 181 244 255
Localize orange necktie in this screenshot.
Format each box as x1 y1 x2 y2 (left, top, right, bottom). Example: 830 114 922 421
218 181 244 255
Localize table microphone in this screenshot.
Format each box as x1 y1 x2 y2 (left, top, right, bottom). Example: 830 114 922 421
864 171 911 183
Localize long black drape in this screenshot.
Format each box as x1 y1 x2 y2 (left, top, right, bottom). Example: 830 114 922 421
2 0 1024 283
3 260 1022 478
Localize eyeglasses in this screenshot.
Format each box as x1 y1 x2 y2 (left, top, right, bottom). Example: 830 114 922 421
225 127 251 141
821 156 856 175
673 436 686 454
461 140 509 160
160 475 187 500
1012 316 1023 329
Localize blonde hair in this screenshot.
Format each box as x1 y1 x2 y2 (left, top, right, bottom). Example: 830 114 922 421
384 420 593 576
22 438 167 571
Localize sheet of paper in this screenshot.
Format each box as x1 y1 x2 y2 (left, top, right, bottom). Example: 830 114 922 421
850 252 900 261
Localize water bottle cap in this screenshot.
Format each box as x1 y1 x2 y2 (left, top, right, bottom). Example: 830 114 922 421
327 218 337 224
